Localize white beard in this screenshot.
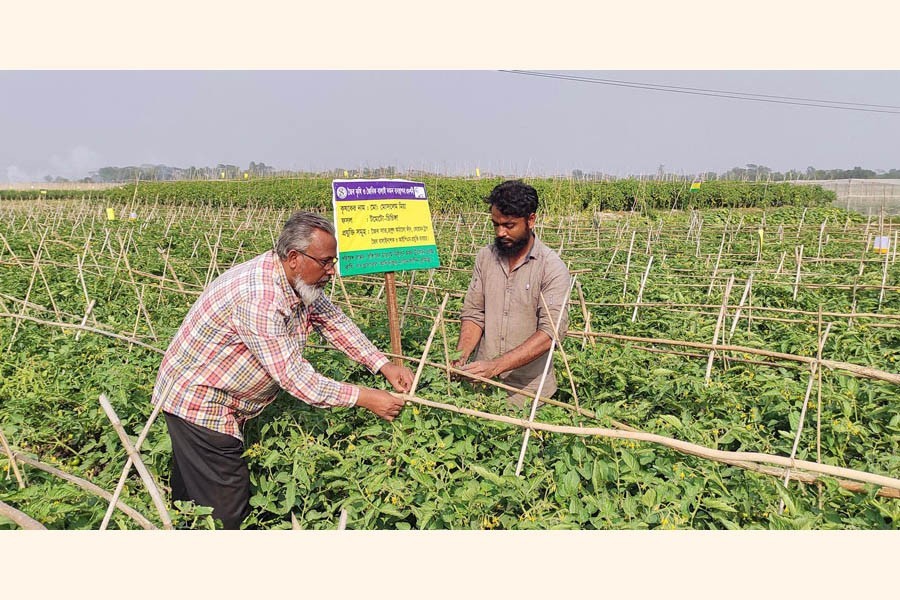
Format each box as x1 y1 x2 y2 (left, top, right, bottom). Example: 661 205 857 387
292 275 324 306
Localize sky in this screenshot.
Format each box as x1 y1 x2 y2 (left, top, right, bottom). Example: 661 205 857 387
2 70 899 183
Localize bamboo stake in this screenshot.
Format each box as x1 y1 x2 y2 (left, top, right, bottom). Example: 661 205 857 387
515 276 577 476
705 275 735 384
399 271 416 330
575 279 595 349
630 256 654 323
75 299 96 343
706 228 728 297
5 231 48 352
0 500 46 530
0 231 23 267
622 230 636 300
816 218 827 259
578 329 900 385
792 245 804 302
97 394 173 530
0 426 26 488
0 313 164 354
815 306 824 509
409 294 449 397
779 322 832 514
728 273 754 341
337 275 356 319
540 292 581 416
398 393 900 493
877 245 889 312
13 453 155 530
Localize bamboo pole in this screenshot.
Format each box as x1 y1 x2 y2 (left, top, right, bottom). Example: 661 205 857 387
575 279 595 349
877 245 889 312
792 245 804 301
705 275 735 385
409 294 449 397
0 313 164 354
779 322 832 514
706 228 728 297
728 273 754 341
6 230 48 351
97 394 173 530
576 330 900 386
540 292 581 416
13 453 155 530
515 276 577 476
0 425 26 488
0 500 46 530
621 230 636 300
397 393 900 494
630 256 654 323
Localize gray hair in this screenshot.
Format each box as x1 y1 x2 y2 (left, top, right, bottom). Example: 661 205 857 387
275 211 335 259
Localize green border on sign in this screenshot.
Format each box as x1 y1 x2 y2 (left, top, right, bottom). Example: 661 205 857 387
339 245 440 277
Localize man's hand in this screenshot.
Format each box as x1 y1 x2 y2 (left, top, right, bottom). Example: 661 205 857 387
380 362 414 394
459 359 503 380
356 387 406 421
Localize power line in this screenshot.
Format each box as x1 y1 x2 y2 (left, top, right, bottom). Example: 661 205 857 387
500 70 900 115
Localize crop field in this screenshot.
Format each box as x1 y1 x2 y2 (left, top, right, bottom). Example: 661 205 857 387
0 179 898 530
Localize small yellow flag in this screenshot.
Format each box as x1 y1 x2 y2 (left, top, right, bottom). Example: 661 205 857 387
106 208 116 221
344 170 349 177
476 168 481 177
690 181 701 191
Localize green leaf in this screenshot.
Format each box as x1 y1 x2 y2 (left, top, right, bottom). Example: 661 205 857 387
469 464 504 486
703 497 737 513
658 415 683 430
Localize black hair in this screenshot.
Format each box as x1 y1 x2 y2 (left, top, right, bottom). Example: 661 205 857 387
485 180 539 218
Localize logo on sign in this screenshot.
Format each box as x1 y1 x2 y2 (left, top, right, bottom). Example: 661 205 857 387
336 186 348 199
414 186 426 199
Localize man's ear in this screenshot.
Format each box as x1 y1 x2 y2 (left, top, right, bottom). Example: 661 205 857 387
527 213 537 228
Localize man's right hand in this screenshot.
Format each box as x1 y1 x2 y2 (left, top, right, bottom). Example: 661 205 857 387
356 387 406 421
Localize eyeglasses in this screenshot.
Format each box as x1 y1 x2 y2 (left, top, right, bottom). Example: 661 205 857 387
296 249 338 269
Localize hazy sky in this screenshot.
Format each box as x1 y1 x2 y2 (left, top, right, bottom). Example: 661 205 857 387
2 70 898 182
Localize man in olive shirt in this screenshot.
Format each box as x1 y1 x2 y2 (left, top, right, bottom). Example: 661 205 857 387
453 180 571 409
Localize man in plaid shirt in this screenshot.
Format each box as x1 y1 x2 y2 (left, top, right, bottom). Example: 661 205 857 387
153 211 411 528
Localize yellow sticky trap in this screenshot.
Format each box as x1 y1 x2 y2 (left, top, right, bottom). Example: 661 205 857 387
243 172 249 179
757 228 764 247
344 170 349 177
874 236 890 254
106 208 116 221
476 168 481 177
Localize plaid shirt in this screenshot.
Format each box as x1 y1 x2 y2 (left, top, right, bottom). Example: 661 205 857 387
153 250 389 440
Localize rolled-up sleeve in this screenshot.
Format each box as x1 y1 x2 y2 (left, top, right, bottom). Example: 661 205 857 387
536 258 571 340
459 249 486 329
231 297 360 408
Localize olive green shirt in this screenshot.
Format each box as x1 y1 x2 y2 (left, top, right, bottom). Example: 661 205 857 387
459 235 571 400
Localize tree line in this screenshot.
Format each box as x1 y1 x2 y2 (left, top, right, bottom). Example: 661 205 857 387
42 161 900 184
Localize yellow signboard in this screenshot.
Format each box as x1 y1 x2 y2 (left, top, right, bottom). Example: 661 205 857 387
332 179 440 276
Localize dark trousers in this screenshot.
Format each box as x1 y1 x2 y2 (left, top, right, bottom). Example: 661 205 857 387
164 412 250 529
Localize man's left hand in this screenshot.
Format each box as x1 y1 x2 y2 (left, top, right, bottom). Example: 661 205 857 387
459 359 502 380
380 363 414 394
